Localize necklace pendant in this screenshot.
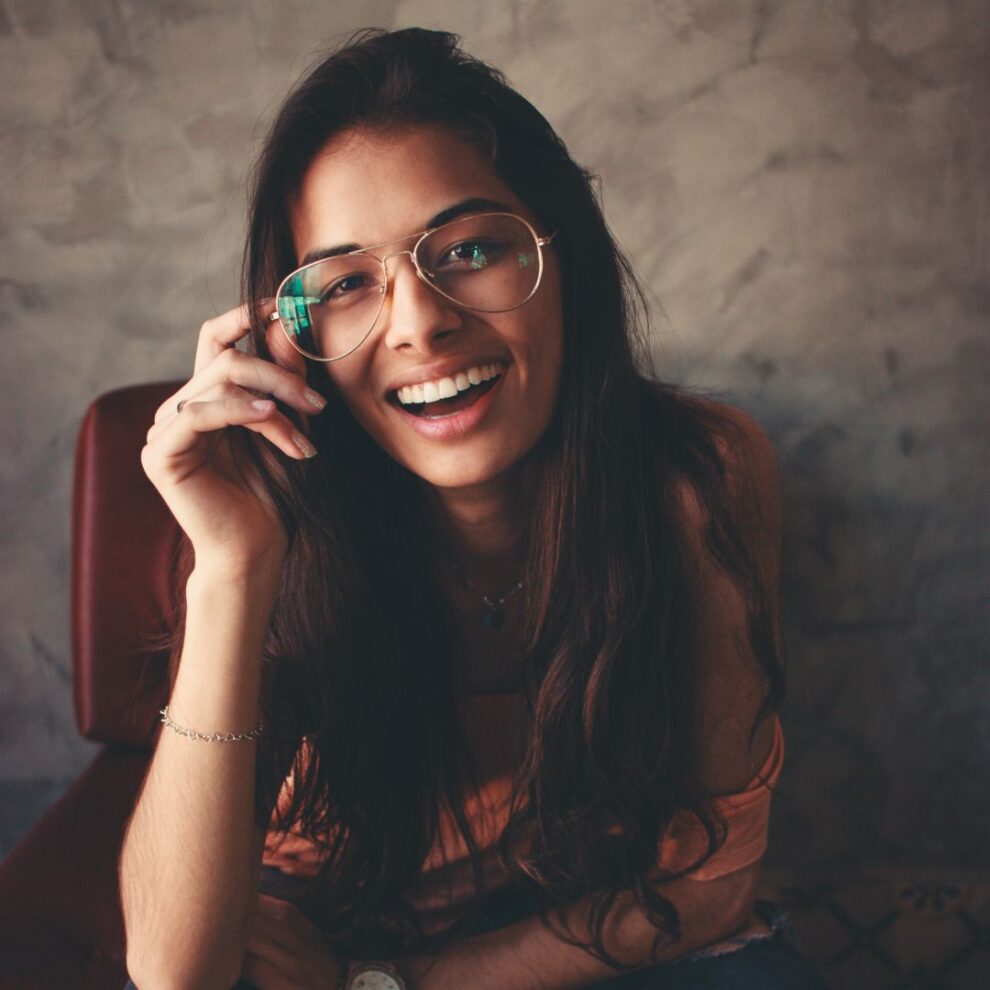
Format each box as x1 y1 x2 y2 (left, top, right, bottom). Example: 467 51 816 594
447 558 522 631
483 607 506 629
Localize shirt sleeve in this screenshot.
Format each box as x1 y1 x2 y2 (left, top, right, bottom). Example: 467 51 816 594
657 713 784 881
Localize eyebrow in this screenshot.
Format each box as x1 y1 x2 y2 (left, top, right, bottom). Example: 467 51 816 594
299 197 513 266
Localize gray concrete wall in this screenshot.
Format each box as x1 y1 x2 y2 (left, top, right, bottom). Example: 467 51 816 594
1 0 987 871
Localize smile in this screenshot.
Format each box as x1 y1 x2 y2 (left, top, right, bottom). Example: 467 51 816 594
388 365 508 439
393 361 507 409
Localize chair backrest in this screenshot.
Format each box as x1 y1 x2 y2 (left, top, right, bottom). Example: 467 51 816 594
71 382 184 748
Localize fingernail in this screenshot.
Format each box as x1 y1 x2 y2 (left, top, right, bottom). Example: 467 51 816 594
251 399 274 412
304 388 327 410
292 432 318 458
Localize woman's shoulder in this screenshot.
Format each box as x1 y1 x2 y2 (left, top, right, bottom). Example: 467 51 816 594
691 393 778 474
645 386 781 536
647 389 783 796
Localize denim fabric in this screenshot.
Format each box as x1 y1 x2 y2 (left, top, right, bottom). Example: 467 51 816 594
123 868 828 989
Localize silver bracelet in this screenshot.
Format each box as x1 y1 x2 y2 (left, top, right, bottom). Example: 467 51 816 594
159 705 265 743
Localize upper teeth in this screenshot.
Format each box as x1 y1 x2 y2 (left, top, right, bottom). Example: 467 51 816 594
396 362 505 405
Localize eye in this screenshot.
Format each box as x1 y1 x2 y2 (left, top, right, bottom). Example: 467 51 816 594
318 272 377 303
437 239 506 271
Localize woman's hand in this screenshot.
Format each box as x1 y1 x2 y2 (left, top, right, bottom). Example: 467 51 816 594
141 302 327 574
240 894 345 990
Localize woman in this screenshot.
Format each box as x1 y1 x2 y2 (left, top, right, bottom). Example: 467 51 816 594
120 27 827 990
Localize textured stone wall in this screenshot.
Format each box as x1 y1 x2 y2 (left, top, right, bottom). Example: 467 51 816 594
1 0 986 870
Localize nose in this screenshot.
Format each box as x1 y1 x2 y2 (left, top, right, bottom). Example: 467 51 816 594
379 250 463 351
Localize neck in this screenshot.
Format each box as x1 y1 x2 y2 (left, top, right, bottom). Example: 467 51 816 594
419 465 533 587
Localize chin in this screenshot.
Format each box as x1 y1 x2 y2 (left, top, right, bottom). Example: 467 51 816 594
398 448 524 492
409 461 509 492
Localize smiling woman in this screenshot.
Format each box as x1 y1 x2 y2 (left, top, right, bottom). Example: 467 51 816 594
286 126 564 489
118 27 827 990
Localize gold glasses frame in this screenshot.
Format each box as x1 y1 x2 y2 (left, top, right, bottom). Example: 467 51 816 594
269 211 558 363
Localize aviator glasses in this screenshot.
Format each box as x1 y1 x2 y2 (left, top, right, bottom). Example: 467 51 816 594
270 212 557 362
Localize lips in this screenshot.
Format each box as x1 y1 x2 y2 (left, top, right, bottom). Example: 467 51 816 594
398 374 500 417
388 364 507 440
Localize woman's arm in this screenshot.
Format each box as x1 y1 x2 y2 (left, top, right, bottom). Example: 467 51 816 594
119 563 283 990
119 305 318 989
395 861 760 989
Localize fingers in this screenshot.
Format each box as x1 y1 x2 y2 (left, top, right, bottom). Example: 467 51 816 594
144 394 317 466
240 950 296 990
155 300 328 464
240 895 340 989
250 895 309 954
264 311 317 435
191 297 309 381
192 299 271 376
243 933 299 976
155 346 326 427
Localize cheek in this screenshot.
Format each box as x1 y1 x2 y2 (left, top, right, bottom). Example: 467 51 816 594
533 303 565 390
321 365 366 410
537 272 565 367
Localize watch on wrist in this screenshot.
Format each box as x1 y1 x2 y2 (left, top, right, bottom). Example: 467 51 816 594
344 960 408 990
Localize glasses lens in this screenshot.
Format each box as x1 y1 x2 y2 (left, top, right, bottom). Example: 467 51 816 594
277 255 385 360
418 214 542 313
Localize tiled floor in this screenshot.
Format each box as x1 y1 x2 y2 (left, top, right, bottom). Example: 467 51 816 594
760 869 990 989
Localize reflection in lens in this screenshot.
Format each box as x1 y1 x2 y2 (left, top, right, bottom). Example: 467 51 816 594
279 256 384 360
277 274 323 357
277 215 544 360
420 215 540 314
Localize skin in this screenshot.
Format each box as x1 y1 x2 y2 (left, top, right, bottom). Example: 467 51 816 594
290 124 565 582
243 124 566 987
139 122 565 988
139 124 780 989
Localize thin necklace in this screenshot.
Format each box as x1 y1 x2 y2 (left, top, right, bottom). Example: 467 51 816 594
448 560 524 629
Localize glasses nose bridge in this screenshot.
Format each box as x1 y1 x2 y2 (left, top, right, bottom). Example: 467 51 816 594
378 245 436 299
379 246 418 272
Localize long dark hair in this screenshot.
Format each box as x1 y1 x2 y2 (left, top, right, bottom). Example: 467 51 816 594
163 27 785 969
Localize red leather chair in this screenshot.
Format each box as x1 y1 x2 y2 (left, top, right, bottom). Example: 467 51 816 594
0 382 184 989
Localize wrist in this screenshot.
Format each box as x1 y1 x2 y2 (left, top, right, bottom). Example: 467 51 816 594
180 563 282 669
186 554 284 604
342 959 409 990
188 532 287 582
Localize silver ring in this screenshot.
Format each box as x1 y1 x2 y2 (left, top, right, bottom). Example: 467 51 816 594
176 399 186 415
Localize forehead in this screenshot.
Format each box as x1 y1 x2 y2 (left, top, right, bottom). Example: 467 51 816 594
289 124 531 261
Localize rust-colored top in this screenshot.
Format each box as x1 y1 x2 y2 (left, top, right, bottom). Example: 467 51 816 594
262 695 784 955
